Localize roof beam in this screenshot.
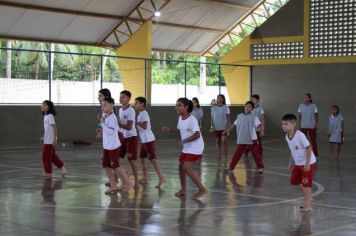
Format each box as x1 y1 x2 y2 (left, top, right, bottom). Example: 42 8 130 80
0 1 223 34
195 0 252 10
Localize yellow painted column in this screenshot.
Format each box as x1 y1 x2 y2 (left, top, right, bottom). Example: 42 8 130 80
220 38 251 104
117 21 152 104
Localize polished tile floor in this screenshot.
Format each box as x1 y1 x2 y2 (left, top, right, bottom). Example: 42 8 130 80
1 137 356 236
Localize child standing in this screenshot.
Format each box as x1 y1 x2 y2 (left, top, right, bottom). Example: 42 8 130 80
163 98 207 199
223 101 265 173
328 105 344 159
282 113 317 212
134 96 165 188
192 97 203 129
211 94 231 162
298 93 319 157
119 90 139 188
251 94 265 157
41 100 67 178
100 97 131 194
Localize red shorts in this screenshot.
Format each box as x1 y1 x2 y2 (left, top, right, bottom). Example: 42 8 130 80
122 136 138 160
290 163 317 188
118 132 126 158
179 153 202 164
102 147 120 168
140 141 157 160
214 130 227 138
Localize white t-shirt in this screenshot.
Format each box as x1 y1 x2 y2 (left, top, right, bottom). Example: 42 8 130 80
285 130 316 165
137 110 155 143
43 114 56 144
119 106 137 138
177 115 204 155
101 112 121 150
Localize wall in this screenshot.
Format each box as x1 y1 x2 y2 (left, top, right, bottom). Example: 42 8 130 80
252 63 356 137
0 105 244 147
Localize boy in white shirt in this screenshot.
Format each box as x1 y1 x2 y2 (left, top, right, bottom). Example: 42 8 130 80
119 90 139 188
282 113 317 212
101 98 131 194
134 96 165 188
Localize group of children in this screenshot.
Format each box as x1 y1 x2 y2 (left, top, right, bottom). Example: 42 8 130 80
39 91 344 209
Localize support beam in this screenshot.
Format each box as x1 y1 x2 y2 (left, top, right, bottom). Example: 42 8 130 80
0 1 224 34
195 0 252 10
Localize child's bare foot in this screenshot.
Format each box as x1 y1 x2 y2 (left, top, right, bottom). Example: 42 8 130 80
139 179 148 184
61 165 67 177
299 207 312 212
175 190 186 197
105 186 120 195
193 188 208 199
155 177 166 188
42 173 52 178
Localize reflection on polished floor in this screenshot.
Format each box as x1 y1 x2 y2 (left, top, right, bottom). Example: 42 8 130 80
1 138 356 236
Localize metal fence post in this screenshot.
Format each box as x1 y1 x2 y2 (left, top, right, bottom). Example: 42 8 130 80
48 51 52 100
100 55 103 89
184 61 187 97
144 59 147 98
218 64 221 95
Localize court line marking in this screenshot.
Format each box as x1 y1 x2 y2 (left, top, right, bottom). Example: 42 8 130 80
0 167 325 211
310 222 356 236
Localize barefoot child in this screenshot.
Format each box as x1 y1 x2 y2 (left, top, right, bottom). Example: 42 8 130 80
163 98 207 199
211 94 230 162
328 105 344 159
282 113 317 212
41 100 67 178
118 90 139 188
100 97 131 194
223 101 265 174
134 96 165 188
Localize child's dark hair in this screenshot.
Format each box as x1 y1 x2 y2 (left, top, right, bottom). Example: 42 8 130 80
42 100 57 116
245 101 255 109
99 88 111 98
103 97 115 104
305 93 313 103
177 98 193 113
135 97 147 107
120 90 132 98
192 97 200 108
282 113 297 122
252 94 260 100
217 94 226 105
331 105 340 114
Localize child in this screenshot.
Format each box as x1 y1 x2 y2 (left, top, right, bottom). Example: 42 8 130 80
100 97 131 194
134 96 165 188
282 113 317 212
119 90 139 188
192 97 203 129
211 94 231 162
251 94 265 157
163 98 207 199
41 100 67 178
298 93 319 157
223 101 265 173
328 105 344 159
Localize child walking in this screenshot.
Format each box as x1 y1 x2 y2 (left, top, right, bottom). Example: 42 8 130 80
224 101 265 174
100 97 131 194
328 105 344 159
119 90 139 188
251 94 265 157
298 93 319 157
163 98 207 199
282 114 317 212
41 100 67 178
211 94 230 162
134 96 165 188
